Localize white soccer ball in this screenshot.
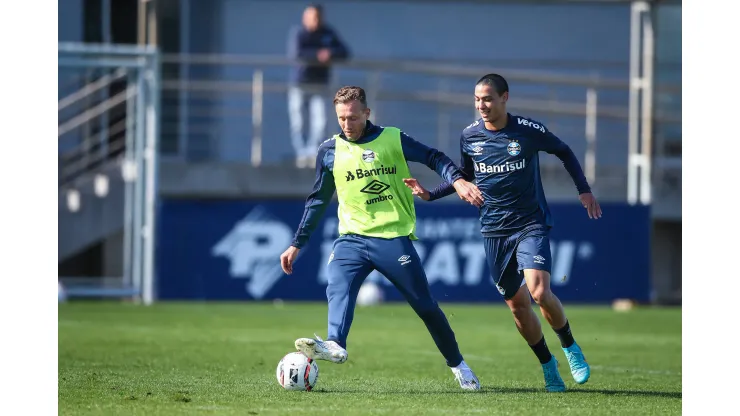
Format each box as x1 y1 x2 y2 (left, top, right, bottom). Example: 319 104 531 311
357 281 384 306
276 352 319 391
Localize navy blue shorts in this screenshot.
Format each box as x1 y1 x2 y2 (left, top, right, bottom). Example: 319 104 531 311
483 225 552 300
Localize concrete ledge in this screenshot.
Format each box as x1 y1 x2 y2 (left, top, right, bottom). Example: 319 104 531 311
159 160 635 202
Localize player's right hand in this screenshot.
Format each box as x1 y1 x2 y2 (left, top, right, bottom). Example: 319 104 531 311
578 192 602 219
317 48 331 63
403 178 430 201
453 179 484 207
280 246 300 275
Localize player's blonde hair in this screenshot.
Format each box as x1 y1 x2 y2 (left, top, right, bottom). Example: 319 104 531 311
333 86 367 107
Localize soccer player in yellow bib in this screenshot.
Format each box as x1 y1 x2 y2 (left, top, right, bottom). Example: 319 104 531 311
279 86 483 390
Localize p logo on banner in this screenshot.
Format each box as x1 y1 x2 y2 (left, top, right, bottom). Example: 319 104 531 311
212 206 296 298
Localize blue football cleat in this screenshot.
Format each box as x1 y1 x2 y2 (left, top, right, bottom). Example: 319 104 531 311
542 356 566 392
563 342 590 384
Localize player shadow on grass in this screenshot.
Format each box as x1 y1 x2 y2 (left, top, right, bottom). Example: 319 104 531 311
314 386 681 399
485 386 682 399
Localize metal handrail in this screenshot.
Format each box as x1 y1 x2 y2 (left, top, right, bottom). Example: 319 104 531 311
160 52 681 94
60 138 127 186
59 117 128 162
58 42 158 56
58 68 127 112
160 78 680 123
58 88 135 137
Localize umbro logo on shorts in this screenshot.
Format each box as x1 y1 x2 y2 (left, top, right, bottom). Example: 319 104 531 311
398 255 412 266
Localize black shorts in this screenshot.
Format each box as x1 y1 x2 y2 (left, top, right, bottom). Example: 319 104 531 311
484 225 552 300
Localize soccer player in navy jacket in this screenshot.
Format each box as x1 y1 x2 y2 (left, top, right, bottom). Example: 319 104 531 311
405 74 602 392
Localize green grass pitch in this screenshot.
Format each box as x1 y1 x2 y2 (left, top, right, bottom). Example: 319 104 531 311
59 302 681 415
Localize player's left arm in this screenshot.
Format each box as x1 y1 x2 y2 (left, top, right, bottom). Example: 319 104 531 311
400 132 483 206
400 131 464 183
427 136 476 201
537 126 602 219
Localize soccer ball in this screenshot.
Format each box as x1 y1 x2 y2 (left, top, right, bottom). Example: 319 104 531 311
276 352 319 391
357 281 384 306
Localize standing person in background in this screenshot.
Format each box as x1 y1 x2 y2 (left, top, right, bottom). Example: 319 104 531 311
287 4 351 168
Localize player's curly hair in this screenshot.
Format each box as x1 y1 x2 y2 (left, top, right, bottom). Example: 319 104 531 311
333 86 367 107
